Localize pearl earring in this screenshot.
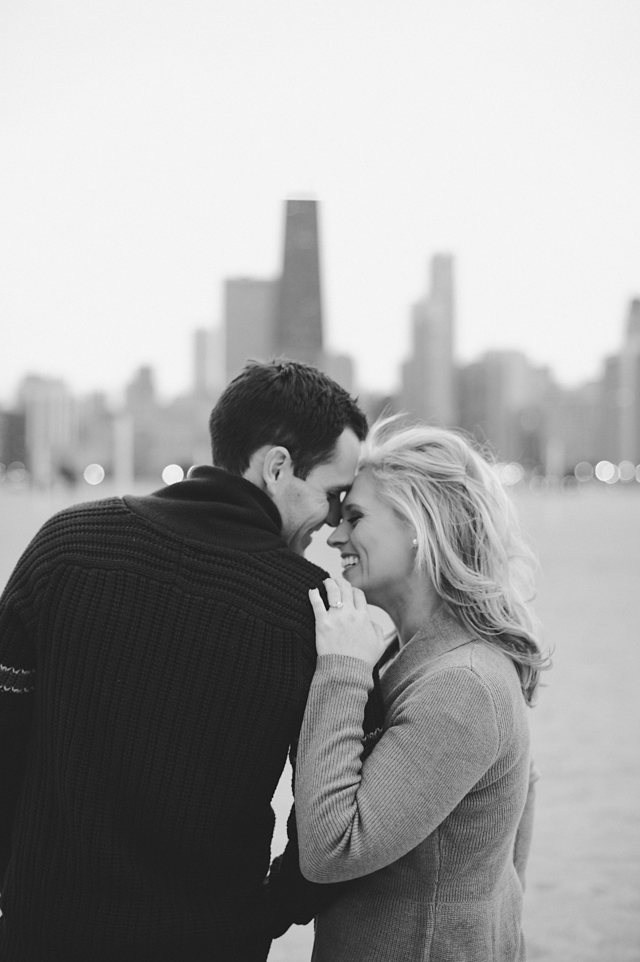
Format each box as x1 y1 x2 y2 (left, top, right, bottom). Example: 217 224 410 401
412 538 418 548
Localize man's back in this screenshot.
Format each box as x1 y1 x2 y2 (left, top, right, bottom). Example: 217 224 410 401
0 468 325 961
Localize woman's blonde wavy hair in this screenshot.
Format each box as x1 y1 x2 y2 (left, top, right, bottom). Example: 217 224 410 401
360 417 550 705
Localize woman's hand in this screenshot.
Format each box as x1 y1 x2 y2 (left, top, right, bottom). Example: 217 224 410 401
309 577 387 668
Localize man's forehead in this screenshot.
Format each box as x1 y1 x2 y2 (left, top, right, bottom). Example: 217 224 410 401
316 429 361 484
314 463 355 491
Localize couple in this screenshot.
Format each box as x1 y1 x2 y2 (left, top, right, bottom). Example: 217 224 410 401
0 360 546 961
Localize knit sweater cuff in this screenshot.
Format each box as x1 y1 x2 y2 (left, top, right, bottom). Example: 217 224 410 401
312 654 376 691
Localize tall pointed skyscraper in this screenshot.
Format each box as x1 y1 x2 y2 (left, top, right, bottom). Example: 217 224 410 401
401 254 457 426
274 199 324 365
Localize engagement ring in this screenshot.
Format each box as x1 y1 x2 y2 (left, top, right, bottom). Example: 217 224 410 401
329 601 344 609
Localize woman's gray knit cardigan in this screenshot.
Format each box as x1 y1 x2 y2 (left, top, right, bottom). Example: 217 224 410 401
295 604 532 962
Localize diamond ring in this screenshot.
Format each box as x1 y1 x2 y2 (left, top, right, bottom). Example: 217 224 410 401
329 601 344 609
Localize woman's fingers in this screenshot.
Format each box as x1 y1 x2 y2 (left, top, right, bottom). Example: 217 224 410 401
309 580 384 667
308 588 327 622
323 578 343 609
325 576 356 607
337 576 355 607
352 587 368 611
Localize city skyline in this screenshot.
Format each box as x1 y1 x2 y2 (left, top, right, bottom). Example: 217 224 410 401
2 1 639 405
4 273 640 484
2 248 637 411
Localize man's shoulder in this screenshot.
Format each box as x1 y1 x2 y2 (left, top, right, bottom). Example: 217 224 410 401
57 495 126 519
38 497 328 631
183 540 328 638
1 498 129 599
262 545 328 586
30 497 131 545
18 496 118 543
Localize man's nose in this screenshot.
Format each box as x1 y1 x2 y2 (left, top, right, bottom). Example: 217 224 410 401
327 518 349 547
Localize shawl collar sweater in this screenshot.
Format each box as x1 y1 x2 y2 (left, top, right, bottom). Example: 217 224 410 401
0 467 328 961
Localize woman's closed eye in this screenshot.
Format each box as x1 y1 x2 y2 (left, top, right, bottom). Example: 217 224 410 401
345 512 363 527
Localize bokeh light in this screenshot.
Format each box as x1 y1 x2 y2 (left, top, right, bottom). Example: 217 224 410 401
618 461 636 482
595 461 618 484
84 463 105 485
7 461 27 486
574 461 593 482
162 464 184 485
529 475 548 492
496 462 524 486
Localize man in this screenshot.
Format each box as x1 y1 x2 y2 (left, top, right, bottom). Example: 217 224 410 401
0 360 367 961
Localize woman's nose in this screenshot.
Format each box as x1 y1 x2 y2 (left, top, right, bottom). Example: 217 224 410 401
327 519 349 548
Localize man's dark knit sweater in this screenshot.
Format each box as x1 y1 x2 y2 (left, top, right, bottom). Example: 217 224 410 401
0 467 332 961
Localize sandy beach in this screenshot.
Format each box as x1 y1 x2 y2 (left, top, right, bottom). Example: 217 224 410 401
1 483 639 960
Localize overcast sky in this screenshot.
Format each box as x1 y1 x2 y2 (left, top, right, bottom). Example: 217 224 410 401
1 0 639 404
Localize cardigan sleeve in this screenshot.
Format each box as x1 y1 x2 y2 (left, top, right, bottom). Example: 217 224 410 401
512 758 539 889
266 664 388 933
0 558 37 882
295 654 500 884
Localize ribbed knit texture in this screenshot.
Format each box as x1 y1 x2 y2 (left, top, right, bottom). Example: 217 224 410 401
0 467 329 961
295 604 532 962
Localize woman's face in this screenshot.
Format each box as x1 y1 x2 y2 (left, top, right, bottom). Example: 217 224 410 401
327 468 417 609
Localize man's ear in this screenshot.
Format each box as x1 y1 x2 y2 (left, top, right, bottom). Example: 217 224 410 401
262 446 293 495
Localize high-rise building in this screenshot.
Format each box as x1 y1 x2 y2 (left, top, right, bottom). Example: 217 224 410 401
222 199 357 391
125 366 160 479
619 298 640 463
76 392 114 473
319 351 355 395
274 199 324 365
193 327 224 400
458 351 550 466
0 409 27 468
18 375 78 487
401 254 456 425
598 354 623 463
547 380 602 471
224 278 278 383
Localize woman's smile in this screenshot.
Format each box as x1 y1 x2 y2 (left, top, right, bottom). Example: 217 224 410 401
341 554 360 570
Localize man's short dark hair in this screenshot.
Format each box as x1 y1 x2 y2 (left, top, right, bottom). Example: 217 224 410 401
209 359 368 478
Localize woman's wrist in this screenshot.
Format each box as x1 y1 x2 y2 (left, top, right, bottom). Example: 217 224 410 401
313 653 375 694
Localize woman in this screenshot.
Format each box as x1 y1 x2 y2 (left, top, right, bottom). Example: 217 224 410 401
295 420 549 962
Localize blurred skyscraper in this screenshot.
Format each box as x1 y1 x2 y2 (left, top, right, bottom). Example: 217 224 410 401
18 375 77 487
125 366 158 479
600 354 623 462
619 298 640 463
458 351 549 466
401 254 456 425
122 364 214 480
193 327 224 400
222 198 354 392
274 199 324 366
224 278 278 383
320 352 355 395
0 410 27 468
